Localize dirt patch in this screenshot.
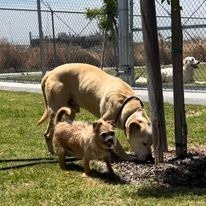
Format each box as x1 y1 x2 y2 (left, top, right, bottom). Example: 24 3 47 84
112 148 206 187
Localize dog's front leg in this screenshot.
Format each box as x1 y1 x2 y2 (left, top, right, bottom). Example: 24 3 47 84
83 157 91 176
113 139 137 161
105 157 114 174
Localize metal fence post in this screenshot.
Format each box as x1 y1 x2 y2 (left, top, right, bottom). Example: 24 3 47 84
37 0 46 75
129 0 134 86
51 10 57 67
118 0 132 85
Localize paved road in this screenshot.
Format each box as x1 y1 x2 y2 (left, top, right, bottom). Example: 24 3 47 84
0 81 206 105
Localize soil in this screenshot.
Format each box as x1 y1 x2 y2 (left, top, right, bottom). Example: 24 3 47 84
112 148 206 187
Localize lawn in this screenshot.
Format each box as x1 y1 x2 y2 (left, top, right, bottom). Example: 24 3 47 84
0 90 205 206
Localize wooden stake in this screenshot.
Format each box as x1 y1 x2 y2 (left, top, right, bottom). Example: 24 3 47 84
140 0 168 163
171 0 187 157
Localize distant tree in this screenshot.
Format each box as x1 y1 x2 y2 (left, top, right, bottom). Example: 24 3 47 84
86 0 118 69
86 0 118 35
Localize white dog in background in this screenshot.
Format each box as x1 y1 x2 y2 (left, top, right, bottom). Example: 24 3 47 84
135 57 200 84
161 56 200 83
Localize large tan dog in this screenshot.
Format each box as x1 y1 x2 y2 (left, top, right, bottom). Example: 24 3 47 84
53 107 116 176
38 63 153 162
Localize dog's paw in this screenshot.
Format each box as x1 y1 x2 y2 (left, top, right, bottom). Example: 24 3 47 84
81 173 88 178
81 172 93 178
133 157 155 164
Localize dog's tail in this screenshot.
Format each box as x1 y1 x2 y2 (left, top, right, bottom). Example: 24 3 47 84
37 73 50 125
54 107 74 125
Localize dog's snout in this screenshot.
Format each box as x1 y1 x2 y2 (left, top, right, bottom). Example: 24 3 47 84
146 154 154 164
134 153 154 164
104 136 115 148
107 138 114 144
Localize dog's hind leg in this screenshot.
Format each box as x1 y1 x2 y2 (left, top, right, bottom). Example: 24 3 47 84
58 151 66 170
44 113 55 154
44 81 77 154
68 99 80 113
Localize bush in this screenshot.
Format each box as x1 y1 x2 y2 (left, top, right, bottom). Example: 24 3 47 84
103 46 117 67
62 47 100 67
25 46 66 70
133 42 145 66
183 39 206 62
158 33 172 65
25 45 101 71
0 39 27 72
1 37 206 73
133 33 172 66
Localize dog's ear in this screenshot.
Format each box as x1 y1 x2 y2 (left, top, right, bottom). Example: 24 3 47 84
128 121 141 133
93 121 102 131
106 120 115 128
183 58 188 65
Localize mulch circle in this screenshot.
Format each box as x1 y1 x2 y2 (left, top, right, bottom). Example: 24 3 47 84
112 148 206 187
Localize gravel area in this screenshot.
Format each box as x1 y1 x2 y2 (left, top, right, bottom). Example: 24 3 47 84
112 148 206 187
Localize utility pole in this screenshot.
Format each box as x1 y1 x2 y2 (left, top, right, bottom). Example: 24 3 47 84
118 0 132 85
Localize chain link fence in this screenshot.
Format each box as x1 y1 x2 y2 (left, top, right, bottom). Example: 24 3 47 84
0 0 206 90
134 0 206 90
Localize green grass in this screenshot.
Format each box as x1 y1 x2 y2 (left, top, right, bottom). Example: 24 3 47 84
195 64 206 82
0 90 206 206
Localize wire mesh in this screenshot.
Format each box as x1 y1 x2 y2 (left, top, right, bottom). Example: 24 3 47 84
0 0 205 90
134 0 206 90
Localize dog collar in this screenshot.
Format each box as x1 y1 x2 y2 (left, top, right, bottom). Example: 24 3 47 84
114 96 144 125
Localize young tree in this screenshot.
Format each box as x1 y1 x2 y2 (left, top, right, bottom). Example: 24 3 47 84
86 0 118 69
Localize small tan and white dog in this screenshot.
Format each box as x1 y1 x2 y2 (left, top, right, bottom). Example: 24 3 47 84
53 107 117 176
135 57 200 84
161 56 200 83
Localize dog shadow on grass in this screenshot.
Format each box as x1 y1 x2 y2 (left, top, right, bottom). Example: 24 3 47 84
0 157 126 185
0 156 82 170
0 157 60 171
132 184 206 200
64 162 127 185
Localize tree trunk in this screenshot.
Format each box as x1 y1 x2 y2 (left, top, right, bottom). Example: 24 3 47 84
140 0 168 163
171 0 187 157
